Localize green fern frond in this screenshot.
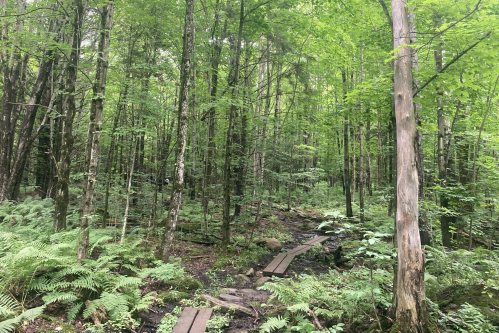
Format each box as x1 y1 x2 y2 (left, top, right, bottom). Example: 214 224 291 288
0 305 44 333
0 295 19 318
259 315 288 333
67 302 83 322
287 302 310 313
42 292 79 304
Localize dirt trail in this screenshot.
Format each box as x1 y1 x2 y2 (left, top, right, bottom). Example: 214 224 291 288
141 209 340 333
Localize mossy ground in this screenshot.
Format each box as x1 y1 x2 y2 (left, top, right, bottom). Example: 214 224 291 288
436 284 499 325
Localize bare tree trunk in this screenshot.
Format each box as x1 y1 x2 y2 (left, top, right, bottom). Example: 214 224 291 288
409 9 430 246
202 0 229 228
161 0 195 262
391 1 430 331
190 66 197 200
77 0 114 262
222 0 244 248
233 45 250 218
342 71 353 218
121 137 138 243
359 48 364 224
54 0 84 232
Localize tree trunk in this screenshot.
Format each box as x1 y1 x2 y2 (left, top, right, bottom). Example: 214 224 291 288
233 45 250 218
77 0 114 262
54 0 85 232
222 0 244 248
190 66 197 200
342 71 353 218
409 8 430 246
162 0 195 262
391 1 430 331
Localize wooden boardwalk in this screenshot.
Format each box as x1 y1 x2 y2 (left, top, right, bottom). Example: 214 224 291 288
171 307 213 333
263 236 330 277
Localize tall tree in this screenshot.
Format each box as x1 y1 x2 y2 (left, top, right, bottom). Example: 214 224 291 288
54 0 85 232
77 0 115 262
162 0 195 262
391 0 430 331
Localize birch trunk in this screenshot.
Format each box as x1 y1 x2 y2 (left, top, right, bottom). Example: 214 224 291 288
162 0 195 262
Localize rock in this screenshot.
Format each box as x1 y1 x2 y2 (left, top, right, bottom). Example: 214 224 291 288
254 276 271 287
245 268 255 277
201 294 253 317
234 274 251 284
239 288 270 302
255 238 282 251
219 294 243 302
220 288 238 294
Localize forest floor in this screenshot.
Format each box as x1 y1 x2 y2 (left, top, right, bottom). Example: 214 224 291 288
136 207 354 333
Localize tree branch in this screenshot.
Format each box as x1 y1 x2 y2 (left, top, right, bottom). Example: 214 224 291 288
413 31 492 97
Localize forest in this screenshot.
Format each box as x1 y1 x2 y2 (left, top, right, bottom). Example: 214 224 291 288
1 0 499 332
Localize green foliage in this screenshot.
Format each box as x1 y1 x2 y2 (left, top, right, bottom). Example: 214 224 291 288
440 303 499 333
259 268 392 329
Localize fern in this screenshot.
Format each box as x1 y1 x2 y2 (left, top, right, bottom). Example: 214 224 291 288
0 306 44 333
259 315 289 333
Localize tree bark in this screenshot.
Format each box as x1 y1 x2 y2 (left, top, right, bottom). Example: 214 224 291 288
342 71 353 218
162 0 195 262
222 0 244 248
391 0 430 331
409 8 430 246
77 0 114 262
54 0 85 232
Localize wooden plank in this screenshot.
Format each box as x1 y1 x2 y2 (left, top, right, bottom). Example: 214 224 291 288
273 254 295 277
171 307 198 333
303 235 330 246
190 308 213 333
263 252 287 276
287 245 310 256
291 245 312 256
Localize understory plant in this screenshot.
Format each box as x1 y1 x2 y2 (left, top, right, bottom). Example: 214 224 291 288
258 269 392 332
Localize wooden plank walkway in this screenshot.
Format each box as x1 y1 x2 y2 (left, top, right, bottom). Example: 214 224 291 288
263 236 330 277
171 307 213 333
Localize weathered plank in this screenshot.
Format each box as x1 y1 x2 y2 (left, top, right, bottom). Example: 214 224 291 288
171 307 198 333
273 254 296 277
263 252 287 276
190 308 213 333
287 244 310 256
201 294 253 317
303 235 330 246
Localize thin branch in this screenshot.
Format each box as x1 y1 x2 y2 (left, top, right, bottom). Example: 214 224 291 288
377 0 392 29
413 31 492 97
423 0 482 48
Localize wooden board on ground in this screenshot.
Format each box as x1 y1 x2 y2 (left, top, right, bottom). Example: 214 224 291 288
287 244 310 256
172 307 198 333
263 235 331 277
273 254 296 277
263 252 287 276
190 308 213 333
303 235 330 246
171 307 213 333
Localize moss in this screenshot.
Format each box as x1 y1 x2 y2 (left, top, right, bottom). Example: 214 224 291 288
167 276 203 291
436 284 499 325
158 290 189 303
